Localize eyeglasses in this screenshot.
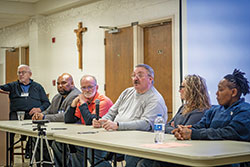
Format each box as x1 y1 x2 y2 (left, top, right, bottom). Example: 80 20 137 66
179 85 185 90
131 73 150 79
81 85 96 91
17 71 29 75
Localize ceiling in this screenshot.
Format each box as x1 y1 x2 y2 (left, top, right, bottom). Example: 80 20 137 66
0 0 100 29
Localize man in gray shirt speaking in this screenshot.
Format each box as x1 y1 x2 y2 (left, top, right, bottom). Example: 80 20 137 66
92 64 167 166
93 64 167 131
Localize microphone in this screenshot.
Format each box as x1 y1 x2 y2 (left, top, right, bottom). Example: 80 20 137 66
95 99 100 120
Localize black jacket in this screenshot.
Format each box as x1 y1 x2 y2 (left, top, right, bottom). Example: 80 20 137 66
0 79 50 113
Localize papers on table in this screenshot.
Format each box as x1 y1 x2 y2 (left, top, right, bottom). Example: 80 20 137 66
142 142 191 149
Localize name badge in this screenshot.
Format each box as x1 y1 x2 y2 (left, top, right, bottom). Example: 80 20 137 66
21 92 29 97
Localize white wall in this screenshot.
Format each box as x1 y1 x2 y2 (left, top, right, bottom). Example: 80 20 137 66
0 0 183 115
0 22 29 84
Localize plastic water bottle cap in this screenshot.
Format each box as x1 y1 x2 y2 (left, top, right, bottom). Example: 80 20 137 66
157 114 162 117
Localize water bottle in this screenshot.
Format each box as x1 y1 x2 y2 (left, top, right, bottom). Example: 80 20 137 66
154 114 165 144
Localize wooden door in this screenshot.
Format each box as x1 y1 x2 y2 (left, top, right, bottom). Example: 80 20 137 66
144 22 173 121
105 27 134 103
25 47 29 65
21 47 29 65
6 48 19 83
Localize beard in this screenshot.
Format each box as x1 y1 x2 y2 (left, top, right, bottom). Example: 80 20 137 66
59 89 71 96
84 91 96 98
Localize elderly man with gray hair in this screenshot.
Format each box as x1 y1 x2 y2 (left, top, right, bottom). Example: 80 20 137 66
0 64 50 160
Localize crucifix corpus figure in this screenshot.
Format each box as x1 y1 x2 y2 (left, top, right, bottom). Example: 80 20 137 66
74 22 87 69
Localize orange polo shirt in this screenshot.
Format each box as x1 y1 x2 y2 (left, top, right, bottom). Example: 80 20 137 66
74 92 113 125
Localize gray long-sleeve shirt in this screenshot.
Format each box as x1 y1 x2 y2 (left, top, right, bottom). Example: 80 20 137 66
102 87 167 131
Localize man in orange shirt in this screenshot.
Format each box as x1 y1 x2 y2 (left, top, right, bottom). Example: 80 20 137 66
66 75 113 125
52 75 113 167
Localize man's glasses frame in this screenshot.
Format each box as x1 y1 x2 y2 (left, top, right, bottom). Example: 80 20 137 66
17 71 29 75
81 85 96 91
131 73 151 79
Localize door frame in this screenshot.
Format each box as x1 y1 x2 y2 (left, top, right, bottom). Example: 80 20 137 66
135 16 181 117
3 46 29 84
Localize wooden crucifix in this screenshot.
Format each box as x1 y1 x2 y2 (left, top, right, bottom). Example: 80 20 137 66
74 22 87 69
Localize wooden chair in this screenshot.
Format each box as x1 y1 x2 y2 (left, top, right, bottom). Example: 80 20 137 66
12 135 26 164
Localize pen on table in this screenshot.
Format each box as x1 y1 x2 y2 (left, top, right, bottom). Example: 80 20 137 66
51 128 67 130
77 131 98 134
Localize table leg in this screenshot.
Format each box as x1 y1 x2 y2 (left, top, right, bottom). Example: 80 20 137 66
113 153 117 167
29 137 33 162
91 149 95 167
84 148 88 167
6 132 9 167
62 143 66 167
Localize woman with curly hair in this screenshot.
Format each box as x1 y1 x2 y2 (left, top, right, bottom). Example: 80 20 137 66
165 74 211 133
